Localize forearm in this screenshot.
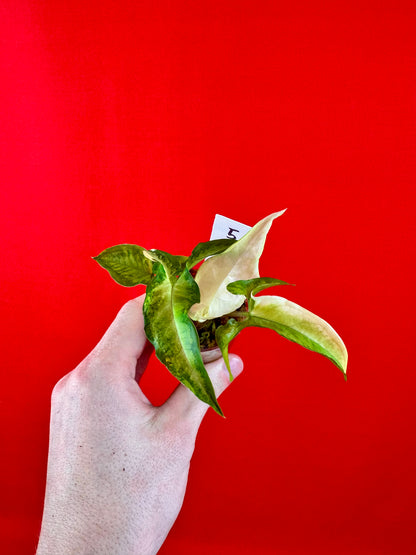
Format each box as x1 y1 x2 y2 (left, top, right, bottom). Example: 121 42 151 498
37 500 153 555
37 501 161 555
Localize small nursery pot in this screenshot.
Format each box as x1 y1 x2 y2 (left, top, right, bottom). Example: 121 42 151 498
200 347 222 364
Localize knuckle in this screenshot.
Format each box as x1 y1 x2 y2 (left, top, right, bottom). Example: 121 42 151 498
51 374 68 400
50 372 74 406
50 361 92 404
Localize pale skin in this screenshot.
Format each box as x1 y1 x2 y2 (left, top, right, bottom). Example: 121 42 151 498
36 295 244 555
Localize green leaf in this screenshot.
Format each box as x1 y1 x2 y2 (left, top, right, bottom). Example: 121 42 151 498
216 294 347 377
228 277 292 309
143 262 223 416
188 210 286 322
93 244 154 286
186 239 236 269
147 249 188 275
215 318 243 381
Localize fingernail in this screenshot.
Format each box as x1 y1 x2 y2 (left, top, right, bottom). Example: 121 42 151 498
228 354 244 378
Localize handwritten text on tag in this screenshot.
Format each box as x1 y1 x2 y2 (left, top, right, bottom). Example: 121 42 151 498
210 214 251 241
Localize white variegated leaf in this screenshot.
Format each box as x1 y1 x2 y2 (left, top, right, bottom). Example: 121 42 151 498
188 210 286 321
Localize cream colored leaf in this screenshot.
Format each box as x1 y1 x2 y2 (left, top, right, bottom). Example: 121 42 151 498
251 295 348 374
188 210 286 321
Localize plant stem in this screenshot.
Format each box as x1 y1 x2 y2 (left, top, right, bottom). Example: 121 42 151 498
226 311 249 319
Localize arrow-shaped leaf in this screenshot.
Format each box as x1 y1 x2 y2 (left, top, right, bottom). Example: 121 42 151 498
146 249 188 275
228 277 292 308
188 210 286 322
186 238 236 269
93 244 154 286
216 280 348 379
143 259 223 416
249 295 348 374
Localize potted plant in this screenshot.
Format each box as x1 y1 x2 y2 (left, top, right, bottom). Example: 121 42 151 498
93 210 347 416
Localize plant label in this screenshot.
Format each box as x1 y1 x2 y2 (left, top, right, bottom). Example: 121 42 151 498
210 214 252 241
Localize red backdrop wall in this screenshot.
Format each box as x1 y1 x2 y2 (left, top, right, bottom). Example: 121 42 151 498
1 1 415 553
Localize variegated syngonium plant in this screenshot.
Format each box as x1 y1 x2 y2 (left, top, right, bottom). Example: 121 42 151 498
93 211 348 416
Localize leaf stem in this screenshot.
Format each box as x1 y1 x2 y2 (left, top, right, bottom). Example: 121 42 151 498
225 311 249 319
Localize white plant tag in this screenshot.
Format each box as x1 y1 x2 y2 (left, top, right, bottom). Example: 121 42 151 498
210 214 252 241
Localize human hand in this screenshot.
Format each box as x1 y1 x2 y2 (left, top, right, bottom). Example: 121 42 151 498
36 295 243 555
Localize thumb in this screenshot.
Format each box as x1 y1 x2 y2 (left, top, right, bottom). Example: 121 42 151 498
161 354 244 425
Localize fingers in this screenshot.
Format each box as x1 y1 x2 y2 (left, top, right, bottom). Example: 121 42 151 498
161 354 244 427
86 295 150 381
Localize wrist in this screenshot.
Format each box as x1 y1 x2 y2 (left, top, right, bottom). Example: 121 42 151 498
37 505 159 555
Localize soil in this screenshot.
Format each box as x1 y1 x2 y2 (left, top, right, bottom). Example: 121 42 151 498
193 300 248 350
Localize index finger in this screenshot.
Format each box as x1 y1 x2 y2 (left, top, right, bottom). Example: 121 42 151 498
87 295 149 380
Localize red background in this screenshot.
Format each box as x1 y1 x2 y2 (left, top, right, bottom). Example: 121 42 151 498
1 1 415 553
